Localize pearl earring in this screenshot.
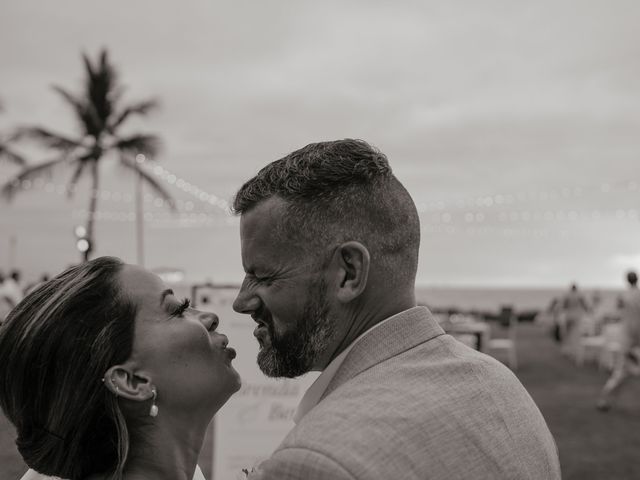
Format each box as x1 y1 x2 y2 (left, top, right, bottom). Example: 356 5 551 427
149 387 158 417
108 375 119 396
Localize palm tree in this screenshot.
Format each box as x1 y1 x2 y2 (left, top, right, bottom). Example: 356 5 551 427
0 100 26 167
1 49 175 261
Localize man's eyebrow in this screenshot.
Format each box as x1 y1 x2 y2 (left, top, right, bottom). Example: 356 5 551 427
160 289 174 305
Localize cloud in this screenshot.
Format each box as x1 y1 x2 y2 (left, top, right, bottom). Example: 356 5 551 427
2 0 640 286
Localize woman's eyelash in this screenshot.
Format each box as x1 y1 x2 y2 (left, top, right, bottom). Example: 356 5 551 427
170 298 191 317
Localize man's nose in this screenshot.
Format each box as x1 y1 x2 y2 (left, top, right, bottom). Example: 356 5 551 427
233 287 261 314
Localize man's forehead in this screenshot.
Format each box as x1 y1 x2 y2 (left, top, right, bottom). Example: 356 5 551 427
239 197 288 239
239 197 308 271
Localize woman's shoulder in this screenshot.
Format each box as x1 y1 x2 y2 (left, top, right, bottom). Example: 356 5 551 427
20 470 63 480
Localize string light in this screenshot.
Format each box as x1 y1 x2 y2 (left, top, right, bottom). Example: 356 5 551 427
9 156 232 213
135 154 230 213
9 164 640 233
415 179 640 214
72 208 240 228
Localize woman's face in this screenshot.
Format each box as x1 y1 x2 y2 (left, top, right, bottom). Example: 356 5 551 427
118 264 241 414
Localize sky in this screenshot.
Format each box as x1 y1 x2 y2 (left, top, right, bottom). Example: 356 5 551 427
1 0 639 288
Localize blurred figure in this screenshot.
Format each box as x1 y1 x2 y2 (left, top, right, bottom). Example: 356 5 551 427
584 291 607 336
597 271 640 411
0 270 16 322
3 269 24 306
544 297 564 343
560 283 589 356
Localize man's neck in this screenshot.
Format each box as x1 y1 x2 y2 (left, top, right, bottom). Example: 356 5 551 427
318 290 416 369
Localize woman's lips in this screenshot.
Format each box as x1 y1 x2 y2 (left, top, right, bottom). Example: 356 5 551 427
224 347 237 360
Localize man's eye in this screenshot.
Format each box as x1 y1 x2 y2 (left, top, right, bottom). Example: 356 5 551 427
255 275 273 285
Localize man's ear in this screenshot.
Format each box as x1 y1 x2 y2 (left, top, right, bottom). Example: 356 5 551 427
334 241 370 303
103 364 154 402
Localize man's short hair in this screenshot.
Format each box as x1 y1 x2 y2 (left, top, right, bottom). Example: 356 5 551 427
233 139 420 285
627 271 638 286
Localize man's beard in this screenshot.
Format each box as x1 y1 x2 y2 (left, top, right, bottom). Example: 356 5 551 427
257 279 335 378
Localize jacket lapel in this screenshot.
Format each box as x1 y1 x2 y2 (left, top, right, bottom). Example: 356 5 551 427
321 306 445 400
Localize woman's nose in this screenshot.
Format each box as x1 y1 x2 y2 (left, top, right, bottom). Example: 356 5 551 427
201 312 219 331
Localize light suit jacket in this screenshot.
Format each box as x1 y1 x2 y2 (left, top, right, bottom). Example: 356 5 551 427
251 307 561 480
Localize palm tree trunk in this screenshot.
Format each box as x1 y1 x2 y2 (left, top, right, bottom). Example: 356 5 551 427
135 170 145 266
84 159 99 262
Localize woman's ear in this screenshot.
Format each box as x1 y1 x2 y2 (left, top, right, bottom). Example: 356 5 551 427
103 365 154 402
335 241 370 303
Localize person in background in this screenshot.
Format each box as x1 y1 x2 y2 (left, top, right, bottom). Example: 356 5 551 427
232 139 561 480
596 271 640 411
3 269 24 306
560 283 589 356
0 270 16 322
584 291 607 336
540 297 564 343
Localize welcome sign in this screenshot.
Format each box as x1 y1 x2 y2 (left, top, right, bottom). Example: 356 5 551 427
192 286 318 480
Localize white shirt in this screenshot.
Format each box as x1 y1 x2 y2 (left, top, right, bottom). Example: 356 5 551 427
21 465 206 480
293 308 417 424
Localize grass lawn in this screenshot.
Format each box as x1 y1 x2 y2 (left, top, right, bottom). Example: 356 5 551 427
1 322 639 480
512 322 640 480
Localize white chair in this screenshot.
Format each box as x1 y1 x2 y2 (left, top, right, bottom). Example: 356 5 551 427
488 307 518 369
574 315 604 366
598 323 624 371
575 336 605 367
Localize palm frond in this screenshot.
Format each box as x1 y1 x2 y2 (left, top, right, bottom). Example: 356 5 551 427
110 99 159 132
15 126 83 151
120 156 176 211
81 52 96 80
1 156 70 200
0 144 27 166
85 49 117 131
51 85 97 137
115 134 162 159
99 49 110 75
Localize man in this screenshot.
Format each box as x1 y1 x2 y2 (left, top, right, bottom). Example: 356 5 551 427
597 270 640 411
232 139 561 479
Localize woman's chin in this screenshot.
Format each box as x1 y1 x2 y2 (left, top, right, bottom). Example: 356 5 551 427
231 372 242 392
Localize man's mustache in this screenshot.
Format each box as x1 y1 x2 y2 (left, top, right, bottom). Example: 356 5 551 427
252 308 272 327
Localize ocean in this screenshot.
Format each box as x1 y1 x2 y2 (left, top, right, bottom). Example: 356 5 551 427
415 286 622 313
171 279 623 316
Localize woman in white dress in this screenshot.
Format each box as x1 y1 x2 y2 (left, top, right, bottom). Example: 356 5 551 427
0 256 241 480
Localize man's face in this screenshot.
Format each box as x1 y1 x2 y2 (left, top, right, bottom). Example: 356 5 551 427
232 197 337 378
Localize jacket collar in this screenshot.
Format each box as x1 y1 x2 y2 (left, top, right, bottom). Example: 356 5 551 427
321 306 445 400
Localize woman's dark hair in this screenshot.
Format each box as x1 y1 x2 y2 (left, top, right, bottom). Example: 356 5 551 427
0 256 136 479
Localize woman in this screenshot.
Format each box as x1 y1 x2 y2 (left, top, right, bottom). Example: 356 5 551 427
0 256 241 479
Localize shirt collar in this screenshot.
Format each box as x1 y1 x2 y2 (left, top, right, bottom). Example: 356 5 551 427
293 308 412 424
